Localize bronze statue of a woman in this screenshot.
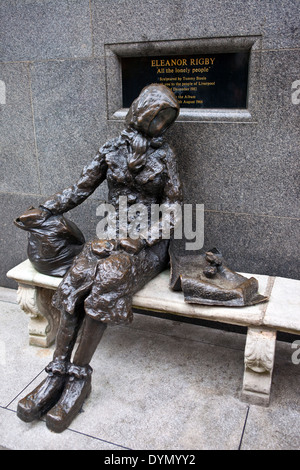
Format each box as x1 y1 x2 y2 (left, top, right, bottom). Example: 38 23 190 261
17 84 182 432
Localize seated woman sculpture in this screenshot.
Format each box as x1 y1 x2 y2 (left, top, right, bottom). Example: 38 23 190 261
17 84 182 433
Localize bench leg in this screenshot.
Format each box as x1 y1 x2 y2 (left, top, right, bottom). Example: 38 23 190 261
17 284 60 347
241 327 277 406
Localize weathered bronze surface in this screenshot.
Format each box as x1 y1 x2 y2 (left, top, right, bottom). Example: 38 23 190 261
170 247 268 307
16 84 182 432
14 207 85 276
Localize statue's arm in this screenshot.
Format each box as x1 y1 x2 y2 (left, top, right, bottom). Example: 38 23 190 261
163 146 183 206
40 148 108 216
147 146 183 246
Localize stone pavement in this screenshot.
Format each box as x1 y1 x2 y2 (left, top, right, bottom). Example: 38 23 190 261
0 287 299 451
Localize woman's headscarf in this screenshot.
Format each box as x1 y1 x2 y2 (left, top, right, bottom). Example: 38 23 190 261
123 84 179 172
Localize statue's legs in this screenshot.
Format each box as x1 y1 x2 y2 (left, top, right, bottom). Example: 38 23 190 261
46 316 107 433
17 242 168 430
17 307 84 423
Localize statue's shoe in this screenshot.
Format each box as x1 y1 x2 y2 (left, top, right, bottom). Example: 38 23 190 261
17 375 66 422
17 358 68 422
46 364 92 433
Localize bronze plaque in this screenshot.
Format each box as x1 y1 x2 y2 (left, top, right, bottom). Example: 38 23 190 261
122 52 249 109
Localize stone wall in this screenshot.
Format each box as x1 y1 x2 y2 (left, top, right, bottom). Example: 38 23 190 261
1 0 299 288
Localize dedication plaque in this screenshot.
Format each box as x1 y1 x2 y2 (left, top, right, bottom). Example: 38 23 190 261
122 52 249 109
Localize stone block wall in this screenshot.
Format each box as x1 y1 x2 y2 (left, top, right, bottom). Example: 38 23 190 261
0 0 299 288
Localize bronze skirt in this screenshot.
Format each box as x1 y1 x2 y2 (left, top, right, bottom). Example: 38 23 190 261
52 239 169 325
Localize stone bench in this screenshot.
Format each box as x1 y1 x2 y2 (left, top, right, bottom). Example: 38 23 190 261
7 259 300 407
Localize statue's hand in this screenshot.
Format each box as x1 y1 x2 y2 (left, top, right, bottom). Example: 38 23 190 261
119 238 146 254
91 239 117 258
14 206 51 228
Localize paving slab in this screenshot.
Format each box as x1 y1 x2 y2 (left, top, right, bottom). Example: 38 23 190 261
0 287 17 304
0 408 125 451
0 300 54 407
240 405 300 450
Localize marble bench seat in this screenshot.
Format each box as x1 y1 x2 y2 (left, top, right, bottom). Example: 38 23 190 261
7 259 300 407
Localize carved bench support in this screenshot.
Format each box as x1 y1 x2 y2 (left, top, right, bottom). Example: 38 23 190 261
241 327 277 406
17 284 60 347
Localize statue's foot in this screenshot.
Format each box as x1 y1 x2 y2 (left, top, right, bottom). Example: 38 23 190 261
17 359 68 423
46 364 92 433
